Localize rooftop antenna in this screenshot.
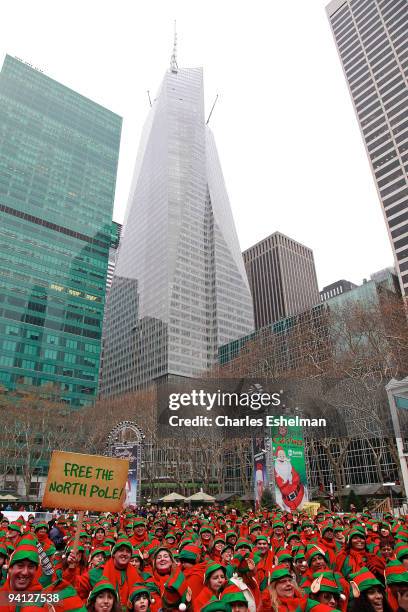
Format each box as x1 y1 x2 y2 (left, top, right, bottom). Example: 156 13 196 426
170 20 178 73
147 90 152 107
206 94 219 124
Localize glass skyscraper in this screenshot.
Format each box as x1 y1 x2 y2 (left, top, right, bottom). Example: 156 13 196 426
326 0 408 295
0 55 122 406
100 63 254 396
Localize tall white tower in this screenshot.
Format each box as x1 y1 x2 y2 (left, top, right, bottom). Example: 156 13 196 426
100 64 254 396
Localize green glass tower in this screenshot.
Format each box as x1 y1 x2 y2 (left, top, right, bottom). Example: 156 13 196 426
0 55 122 406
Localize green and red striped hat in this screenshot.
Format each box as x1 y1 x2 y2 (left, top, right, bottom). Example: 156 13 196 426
385 560 408 586
275 550 292 564
178 544 201 563
221 583 248 606
112 537 133 555
128 584 151 605
350 567 382 595
34 522 48 532
9 535 39 567
204 562 226 582
305 545 327 566
201 599 229 612
396 544 408 562
235 538 253 551
88 578 117 602
162 566 189 609
309 571 342 595
8 521 22 535
269 564 292 583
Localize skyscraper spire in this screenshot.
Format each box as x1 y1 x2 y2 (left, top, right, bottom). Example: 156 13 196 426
170 20 178 73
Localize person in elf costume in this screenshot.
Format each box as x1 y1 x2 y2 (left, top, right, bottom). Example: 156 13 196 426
317 525 337 569
336 527 380 580
304 571 347 612
178 544 207 601
348 567 393 612
0 536 43 612
86 578 121 612
261 564 306 612
384 559 408 611
127 584 152 612
75 538 144 608
193 563 227 612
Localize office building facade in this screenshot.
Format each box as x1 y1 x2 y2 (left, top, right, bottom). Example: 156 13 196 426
100 63 254 396
243 232 320 329
326 0 408 295
0 55 122 406
106 221 122 295
320 279 358 301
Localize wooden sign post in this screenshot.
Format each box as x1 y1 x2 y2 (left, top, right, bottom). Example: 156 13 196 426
42 450 129 556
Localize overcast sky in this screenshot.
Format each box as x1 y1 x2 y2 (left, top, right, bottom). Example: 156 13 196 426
1 0 394 289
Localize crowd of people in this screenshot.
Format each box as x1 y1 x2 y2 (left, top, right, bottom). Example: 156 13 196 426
1 504 408 611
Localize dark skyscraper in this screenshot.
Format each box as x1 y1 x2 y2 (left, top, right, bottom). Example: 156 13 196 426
0 55 122 406
243 232 320 329
326 0 408 295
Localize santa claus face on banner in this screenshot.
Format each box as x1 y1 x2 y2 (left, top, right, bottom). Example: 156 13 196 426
275 447 292 483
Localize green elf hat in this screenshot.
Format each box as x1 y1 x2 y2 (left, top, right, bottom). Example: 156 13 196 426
33 522 48 532
221 583 248 606
269 564 292 582
8 522 22 535
200 526 214 536
235 538 253 551
254 535 268 543
385 560 408 586
133 517 146 527
9 535 39 567
90 548 108 560
88 578 117 603
128 584 152 605
112 538 133 555
294 551 307 563
249 523 261 533
225 530 237 540
347 528 366 544
205 562 226 582
178 544 201 563
305 545 327 566
275 550 292 564
287 532 301 542
396 528 408 542
321 524 334 536
272 521 285 529
309 572 344 597
396 545 408 562
221 543 234 556
201 598 229 612
349 567 382 597
162 567 189 609
165 532 177 541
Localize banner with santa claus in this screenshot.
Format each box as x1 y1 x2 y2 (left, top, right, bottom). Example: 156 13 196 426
271 423 308 512
253 436 267 509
